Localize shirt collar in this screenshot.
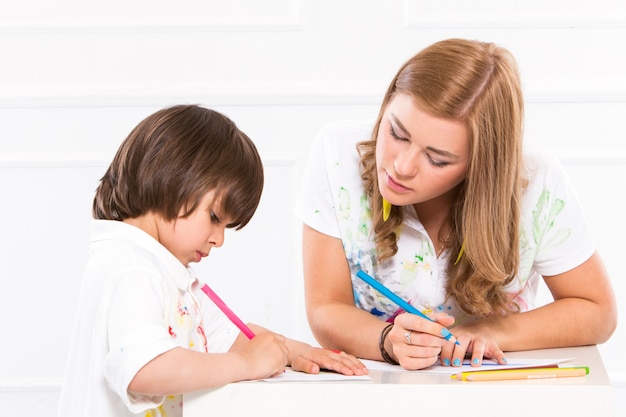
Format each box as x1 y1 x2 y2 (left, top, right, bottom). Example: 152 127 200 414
90 219 196 291
401 205 428 234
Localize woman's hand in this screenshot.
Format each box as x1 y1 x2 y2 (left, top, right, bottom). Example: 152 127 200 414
388 312 457 370
439 320 507 367
290 347 369 376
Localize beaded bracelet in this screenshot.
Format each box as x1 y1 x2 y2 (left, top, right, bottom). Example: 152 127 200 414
379 323 399 365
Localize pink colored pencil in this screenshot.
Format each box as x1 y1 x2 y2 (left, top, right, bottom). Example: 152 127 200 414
200 283 256 339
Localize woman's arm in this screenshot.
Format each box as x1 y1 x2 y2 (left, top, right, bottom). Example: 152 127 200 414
440 251 618 365
303 224 457 369
303 224 388 359
509 251 616 348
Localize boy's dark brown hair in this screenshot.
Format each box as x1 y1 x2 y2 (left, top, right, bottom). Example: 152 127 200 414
93 104 264 229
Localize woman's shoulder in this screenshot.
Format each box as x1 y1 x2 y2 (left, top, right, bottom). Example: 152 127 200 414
522 142 567 183
317 120 374 145
314 120 374 161
319 119 374 136
521 142 579 208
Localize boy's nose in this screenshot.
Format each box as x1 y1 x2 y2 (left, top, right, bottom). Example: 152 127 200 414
208 229 225 247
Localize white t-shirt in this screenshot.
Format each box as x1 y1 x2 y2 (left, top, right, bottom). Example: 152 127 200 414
295 120 595 323
58 220 239 417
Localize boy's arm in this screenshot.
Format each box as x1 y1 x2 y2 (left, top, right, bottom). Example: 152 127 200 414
128 331 287 396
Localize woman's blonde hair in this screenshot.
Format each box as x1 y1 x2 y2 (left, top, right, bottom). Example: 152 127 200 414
358 39 524 317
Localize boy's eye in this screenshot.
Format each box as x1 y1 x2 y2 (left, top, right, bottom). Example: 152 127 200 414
210 211 221 223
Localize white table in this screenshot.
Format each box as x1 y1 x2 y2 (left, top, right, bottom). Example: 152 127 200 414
184 345 613 417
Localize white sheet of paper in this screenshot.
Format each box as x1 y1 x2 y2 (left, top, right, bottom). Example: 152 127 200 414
261 368 372 382
359 357 575 375
260 357 575 381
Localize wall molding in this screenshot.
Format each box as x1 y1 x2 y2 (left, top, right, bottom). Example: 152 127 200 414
1 154 625 175
403 0 626 29
0 88 625 109
0 378 61 392
0 0 301 33
0 153 302 168
0 19 302 34
404 16 626 29
557 154 626 165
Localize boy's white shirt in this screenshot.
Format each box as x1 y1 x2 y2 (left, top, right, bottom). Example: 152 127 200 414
58 220 239 417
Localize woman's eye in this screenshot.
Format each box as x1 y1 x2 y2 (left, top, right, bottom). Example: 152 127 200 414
389 125 408 141
427 155 449 168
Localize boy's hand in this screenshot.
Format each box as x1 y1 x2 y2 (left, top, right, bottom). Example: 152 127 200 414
238 332 289 379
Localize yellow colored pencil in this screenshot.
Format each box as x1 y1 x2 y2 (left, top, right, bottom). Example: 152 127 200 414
452 366 589 382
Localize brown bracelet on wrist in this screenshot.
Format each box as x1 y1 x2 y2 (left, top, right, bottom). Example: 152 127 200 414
379 322 399 365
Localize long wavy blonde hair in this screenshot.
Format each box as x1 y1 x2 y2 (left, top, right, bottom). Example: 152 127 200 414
358 39 525 317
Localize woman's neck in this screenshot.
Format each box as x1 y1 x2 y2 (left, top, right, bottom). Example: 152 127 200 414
413 185 460 252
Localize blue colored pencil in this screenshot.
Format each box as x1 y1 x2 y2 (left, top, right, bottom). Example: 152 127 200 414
356 270 460 345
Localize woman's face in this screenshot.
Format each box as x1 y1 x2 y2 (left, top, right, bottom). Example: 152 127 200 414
376 93 470 208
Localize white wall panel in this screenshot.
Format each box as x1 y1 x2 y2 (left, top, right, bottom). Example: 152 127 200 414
0 162 101 378
0 0 300 29
0 0 625 414
405 0 626 27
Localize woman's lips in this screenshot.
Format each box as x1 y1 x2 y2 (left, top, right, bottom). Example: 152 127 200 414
386 172 411 192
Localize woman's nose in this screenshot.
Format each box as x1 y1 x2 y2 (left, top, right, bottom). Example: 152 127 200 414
394 149 419 178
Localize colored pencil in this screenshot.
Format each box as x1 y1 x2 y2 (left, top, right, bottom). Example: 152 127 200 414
451 366 589 381
356 270 460 345
200 283 256 339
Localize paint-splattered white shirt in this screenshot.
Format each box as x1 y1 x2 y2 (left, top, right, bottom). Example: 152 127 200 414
295 120 595 324
58 220 239 417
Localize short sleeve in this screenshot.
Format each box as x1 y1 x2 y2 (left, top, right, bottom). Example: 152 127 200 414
294 121 374 238
102 267 178 413
523 148 596 277
294 125 342 238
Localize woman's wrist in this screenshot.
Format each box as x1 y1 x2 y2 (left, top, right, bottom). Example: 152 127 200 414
379 323 399 365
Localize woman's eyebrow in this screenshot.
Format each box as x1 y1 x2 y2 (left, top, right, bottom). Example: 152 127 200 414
426 146 461 159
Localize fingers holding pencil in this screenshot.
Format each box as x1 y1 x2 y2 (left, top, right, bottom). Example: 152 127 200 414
234 331 290 379
355 270 462 348
390 313 457 370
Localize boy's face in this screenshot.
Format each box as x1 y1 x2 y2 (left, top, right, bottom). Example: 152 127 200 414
157 190 232 267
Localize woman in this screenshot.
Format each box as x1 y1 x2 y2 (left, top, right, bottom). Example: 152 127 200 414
295 38 617 370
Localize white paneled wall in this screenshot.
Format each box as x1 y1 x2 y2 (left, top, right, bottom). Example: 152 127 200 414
1 1 625 415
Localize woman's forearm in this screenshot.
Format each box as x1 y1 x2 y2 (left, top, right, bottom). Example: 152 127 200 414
459 296 616 352
308 302 389 360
